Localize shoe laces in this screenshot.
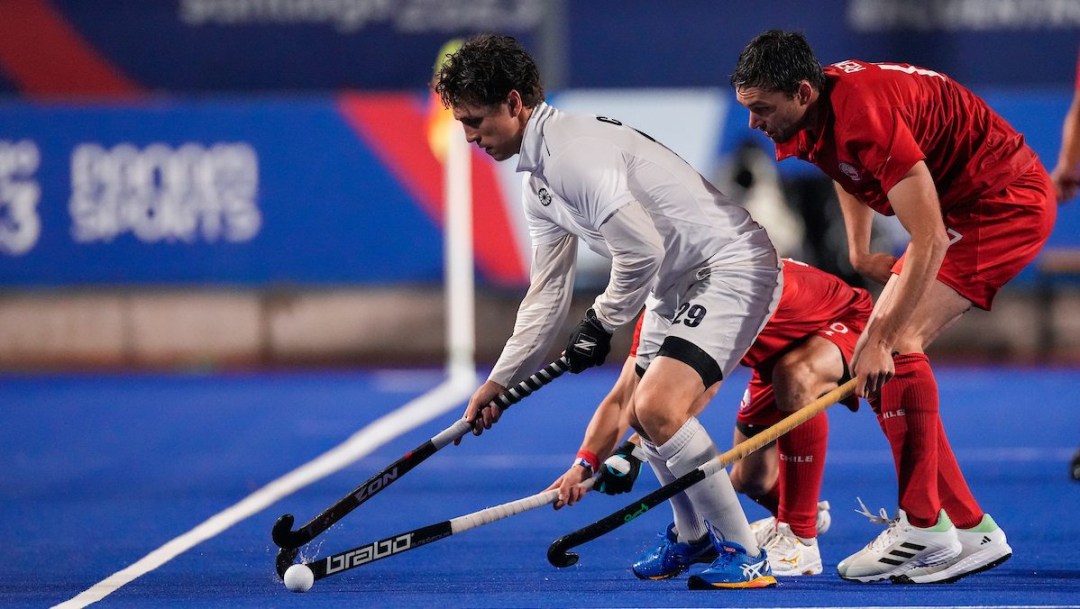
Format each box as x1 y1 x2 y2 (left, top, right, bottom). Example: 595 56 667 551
754 521 779 547
763 528 799 555
854 497 901 551
855 497 894 526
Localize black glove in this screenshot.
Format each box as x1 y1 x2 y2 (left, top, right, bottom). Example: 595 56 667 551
565 308 611 373
596 441 642 495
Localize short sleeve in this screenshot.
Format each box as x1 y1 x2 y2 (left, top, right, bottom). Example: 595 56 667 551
843 106 926 195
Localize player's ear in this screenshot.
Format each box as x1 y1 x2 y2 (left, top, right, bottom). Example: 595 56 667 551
796 81 813 105
506 89 523 116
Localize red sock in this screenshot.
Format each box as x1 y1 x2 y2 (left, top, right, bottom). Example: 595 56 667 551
936 419 983 528
876 353 941 528
777 411 828 538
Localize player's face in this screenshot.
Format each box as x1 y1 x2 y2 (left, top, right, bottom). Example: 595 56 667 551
735 84 811 144
452 95 525 161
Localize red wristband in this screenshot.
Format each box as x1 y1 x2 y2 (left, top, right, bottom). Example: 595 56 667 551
575 449 599 473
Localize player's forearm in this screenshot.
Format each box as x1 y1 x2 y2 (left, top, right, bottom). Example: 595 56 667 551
868 168 949 349
864 240 942 351
489 235 577 387
835 183 875 268
578 357 639 459
1056 95 1080 171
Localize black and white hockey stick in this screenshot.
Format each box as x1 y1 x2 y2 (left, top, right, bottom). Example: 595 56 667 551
546 377 857 568
273 357 570 578
289 479 595 584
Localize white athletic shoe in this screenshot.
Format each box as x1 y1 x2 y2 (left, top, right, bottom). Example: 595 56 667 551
893 513 1012 584
750 500 831 547
837 505 961 583
762 522 823 576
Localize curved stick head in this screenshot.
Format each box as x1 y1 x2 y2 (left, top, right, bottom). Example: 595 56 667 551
275 546 299 580
546 544 580 568
271 513 297 547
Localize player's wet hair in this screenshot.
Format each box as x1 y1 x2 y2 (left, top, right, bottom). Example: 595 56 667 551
435 34 544 110
730 30 826 96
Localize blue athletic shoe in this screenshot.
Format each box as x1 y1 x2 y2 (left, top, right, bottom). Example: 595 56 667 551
687 524 777 589
632 523 718 580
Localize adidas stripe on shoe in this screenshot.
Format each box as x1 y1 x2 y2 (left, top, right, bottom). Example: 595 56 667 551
893 513 1012 584
837 508 961 583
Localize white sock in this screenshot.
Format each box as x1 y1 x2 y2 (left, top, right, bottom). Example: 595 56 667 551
656 416 759 556
640 439 703 542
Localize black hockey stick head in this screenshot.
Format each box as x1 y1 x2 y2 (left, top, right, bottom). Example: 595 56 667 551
547 538 580 568
275 546 299 580
272 513 300 548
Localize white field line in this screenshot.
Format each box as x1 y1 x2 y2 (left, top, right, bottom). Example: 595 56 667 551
52 369 477 609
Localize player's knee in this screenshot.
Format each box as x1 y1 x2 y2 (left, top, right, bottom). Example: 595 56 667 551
771 362 821 413
632 397 672 438
729 465 770 498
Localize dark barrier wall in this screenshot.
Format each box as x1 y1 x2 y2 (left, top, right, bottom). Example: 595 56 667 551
0 0 1076 97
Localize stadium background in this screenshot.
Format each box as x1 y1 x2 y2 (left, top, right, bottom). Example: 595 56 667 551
1 0 1079 369
5 3 1080 608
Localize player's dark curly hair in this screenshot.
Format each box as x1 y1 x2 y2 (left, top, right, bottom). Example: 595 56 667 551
730 30 826 95
435 34 544 109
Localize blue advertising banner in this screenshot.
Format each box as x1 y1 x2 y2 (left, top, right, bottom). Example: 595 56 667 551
0 98 447 285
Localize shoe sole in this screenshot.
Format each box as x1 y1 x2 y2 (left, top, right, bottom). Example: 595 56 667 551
773 565 823 577
687 575 777 589
838 536 962 583
891 551 1012 584
632 549 719 581
632 569 683 581
839 573 892 583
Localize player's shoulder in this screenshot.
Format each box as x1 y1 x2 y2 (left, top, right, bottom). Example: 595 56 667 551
541 108 617 155
825 60 891 95
824 60 912 119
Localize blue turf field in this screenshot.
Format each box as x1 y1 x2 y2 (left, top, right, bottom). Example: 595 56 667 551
4 365 1080 608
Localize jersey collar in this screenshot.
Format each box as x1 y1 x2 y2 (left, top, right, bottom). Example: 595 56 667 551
517 101 553 173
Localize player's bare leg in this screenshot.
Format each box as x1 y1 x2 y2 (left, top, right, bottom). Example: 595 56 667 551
841 277 1010 583
632 357 774 587
734 337 844 575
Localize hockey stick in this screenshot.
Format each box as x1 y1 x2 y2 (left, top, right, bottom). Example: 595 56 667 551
547 376 857 568
273 357 570 577
288 478 596 584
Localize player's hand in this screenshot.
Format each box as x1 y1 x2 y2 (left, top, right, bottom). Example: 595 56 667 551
459 380 507 442
851 341 894 398
596 441 642 495
852 252 898 286
548 464 591 510
1051 164 1080 203
565 308 612 373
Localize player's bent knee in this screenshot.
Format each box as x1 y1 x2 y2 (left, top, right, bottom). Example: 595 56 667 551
729 467 771 497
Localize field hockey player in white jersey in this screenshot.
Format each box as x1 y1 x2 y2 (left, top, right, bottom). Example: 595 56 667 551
435 34 782 589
